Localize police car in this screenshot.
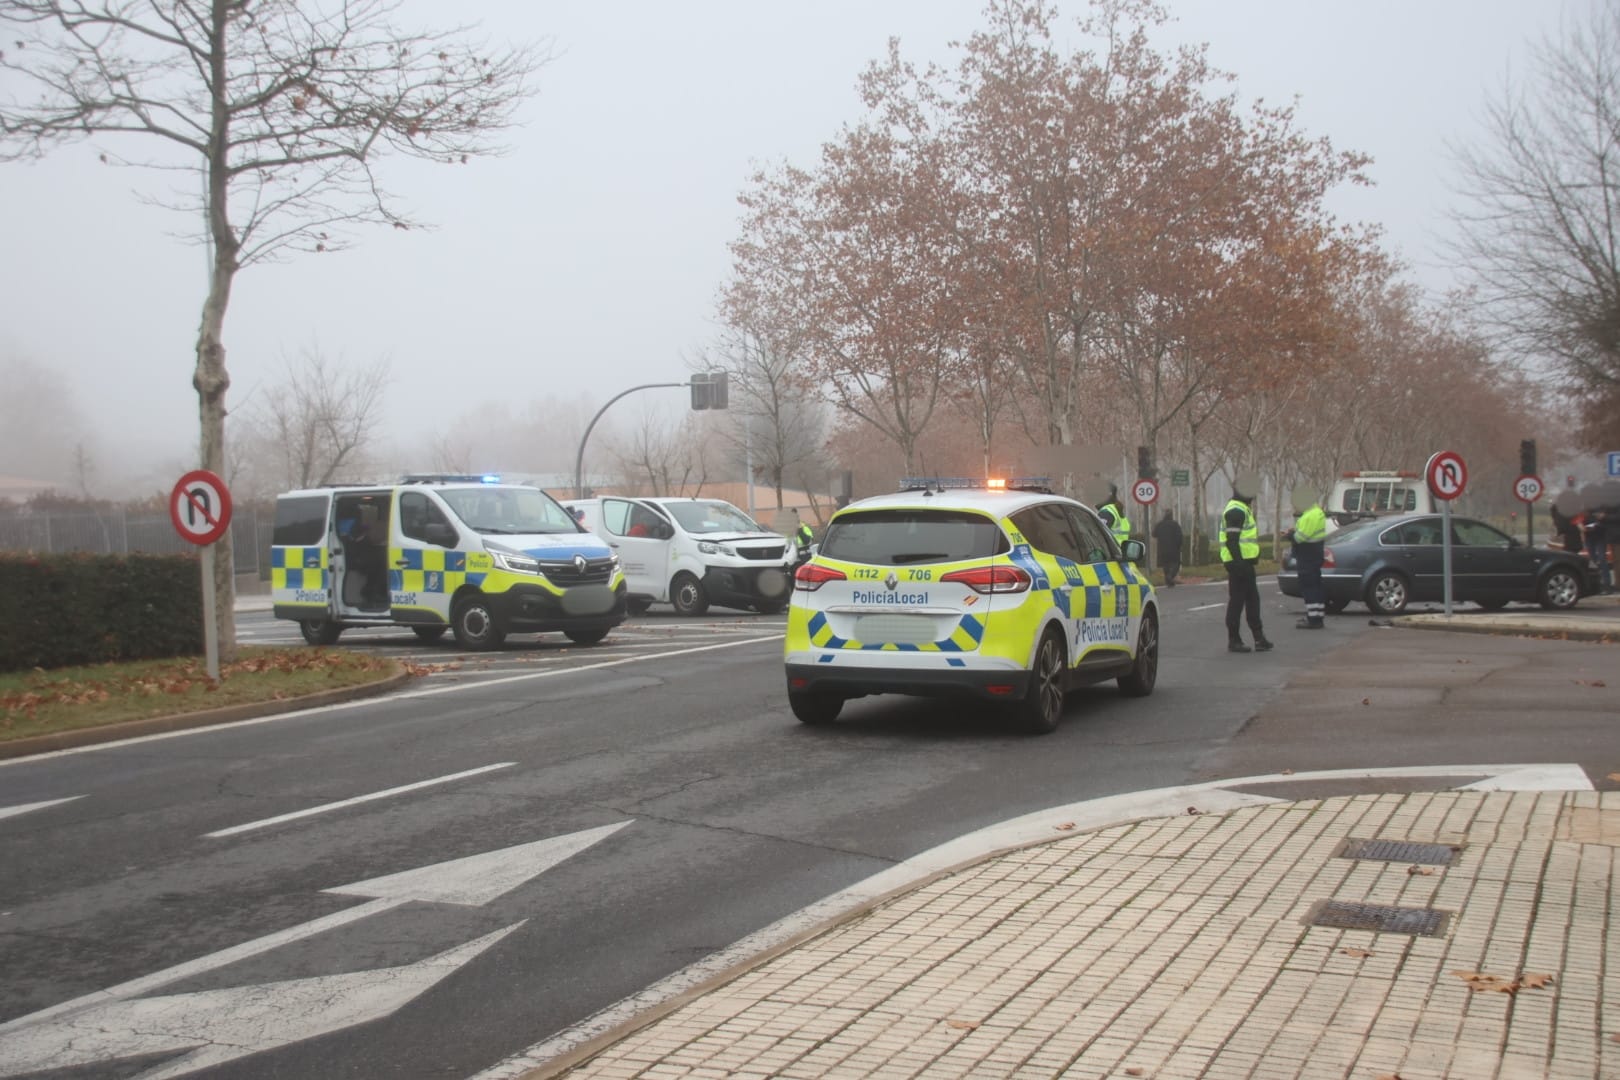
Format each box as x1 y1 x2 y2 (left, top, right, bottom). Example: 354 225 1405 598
783 478 1159 733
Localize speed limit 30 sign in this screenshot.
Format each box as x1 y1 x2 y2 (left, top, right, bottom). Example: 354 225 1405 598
1514 474 1544 503
1131 478 1159 505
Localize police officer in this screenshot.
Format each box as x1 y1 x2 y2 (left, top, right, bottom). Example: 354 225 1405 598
1222 472 1273 653
1286 488 1329 629
1097 486 1131 549
793 511 816 565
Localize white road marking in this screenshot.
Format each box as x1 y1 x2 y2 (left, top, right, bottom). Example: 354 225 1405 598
470 762 1593 1079
0 634 786 766
1187 602 1224 612
0 796 82 822
204 762 516 838
0 822 629 1044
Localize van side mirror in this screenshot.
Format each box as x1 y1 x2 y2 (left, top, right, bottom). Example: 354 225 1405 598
423 522 456 547
653 521 675 540
1121 538 1146 563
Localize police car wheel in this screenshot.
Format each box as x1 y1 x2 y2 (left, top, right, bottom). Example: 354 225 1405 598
412 626 448 643
1117 610 1158 698
564 628 610 645
452 597 506 651
670 573 709 617
789 691 842 725
300 619 341 646
1365 571 1409 616
627 599 653 616
1010 629 1066 734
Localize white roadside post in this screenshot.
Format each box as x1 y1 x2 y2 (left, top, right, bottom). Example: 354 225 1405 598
168 470 233 680
1424 451 1468 617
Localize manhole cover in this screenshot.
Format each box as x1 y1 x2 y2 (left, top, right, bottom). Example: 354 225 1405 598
1336 838 1460 865
1306 900 1449 936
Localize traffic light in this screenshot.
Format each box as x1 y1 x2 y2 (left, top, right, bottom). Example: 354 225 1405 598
1519 439 1537 476
1136 445 1156 479
690 371 729 411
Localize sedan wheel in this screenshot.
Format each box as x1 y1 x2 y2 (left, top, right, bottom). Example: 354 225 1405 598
1538 568 1582 610
1365 571 1410 616
1117 611 1158 697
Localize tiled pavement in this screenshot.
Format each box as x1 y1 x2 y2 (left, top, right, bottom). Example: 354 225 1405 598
543 791 1617 1080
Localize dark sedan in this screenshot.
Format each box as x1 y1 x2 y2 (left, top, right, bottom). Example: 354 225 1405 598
1278 512 1596 615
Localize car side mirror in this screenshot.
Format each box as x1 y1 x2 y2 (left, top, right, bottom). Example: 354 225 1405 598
423 522 456 547
1121 538 1146 563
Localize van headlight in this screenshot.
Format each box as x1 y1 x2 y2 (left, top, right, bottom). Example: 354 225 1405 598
698 541 736 557
491 550 542 575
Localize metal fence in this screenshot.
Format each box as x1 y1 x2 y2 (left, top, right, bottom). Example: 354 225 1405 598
0 508 275 578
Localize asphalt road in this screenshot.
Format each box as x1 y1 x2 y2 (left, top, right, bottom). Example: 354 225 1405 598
0 582 1613 1080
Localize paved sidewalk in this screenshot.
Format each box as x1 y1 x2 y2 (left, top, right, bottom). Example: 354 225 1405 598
539 790 1617 1079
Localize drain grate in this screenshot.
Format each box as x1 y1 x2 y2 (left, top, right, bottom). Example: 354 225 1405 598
1307 900 1449 936
1336 838 1460 866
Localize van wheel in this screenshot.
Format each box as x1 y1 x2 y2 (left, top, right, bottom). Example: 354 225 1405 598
452 596 506 651
300 619 341 646
670 573 709 616
1117 611 1158 697
564 628 609 645
1010 629 1066 734
789 691 842 725
412 625 448 643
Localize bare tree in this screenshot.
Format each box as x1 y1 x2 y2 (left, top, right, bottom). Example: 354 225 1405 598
1448 0 1620 449
609 409 712 497
0 0 545 658
240 342 390 489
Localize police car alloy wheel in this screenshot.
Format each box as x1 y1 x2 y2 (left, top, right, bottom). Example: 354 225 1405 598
789 691 843 725
1117 610 1158 697
1009 628 1066 733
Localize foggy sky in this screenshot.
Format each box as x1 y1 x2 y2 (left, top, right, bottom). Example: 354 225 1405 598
0 0 1572 494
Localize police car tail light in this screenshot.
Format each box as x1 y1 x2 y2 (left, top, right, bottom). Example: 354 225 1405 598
941 565 1031 594
794 563 847 591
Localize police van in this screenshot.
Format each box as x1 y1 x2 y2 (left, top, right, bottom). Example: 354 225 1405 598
784 478 1159 734
563 496 795 615
271 475 627 650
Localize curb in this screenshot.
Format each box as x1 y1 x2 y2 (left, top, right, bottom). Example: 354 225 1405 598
1393 616 1620 643
0 668 415 761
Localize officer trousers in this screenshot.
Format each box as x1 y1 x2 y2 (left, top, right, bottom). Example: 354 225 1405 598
1225 561 1263 639
1299 564 1325 622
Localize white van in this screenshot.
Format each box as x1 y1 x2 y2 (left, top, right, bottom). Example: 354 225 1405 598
1325 470 1435 526
271 476 626 650
563 496 795 615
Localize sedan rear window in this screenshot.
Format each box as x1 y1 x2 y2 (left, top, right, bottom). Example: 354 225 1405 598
820 509 1009 566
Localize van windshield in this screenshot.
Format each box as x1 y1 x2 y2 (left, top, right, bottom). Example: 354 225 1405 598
438 486 582 535
665 501 761 535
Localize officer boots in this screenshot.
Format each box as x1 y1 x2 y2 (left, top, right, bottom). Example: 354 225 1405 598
1296 616 1325 629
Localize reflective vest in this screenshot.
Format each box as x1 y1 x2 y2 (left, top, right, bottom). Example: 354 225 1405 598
1293 505 1328 545
1220 498 1260 562
795 523 814 550
1099 503 1131 545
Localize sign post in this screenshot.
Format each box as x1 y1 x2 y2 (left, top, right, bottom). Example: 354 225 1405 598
1513 473 1543 547
169 469 233 680
1424 451 1468 617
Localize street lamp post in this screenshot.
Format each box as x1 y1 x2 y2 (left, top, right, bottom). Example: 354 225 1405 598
573 382 688 499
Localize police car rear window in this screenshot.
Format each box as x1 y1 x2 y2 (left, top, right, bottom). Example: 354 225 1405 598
273 496 329 546
820 509 1008 566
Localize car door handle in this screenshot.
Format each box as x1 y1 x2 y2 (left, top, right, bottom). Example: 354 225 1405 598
393 559 409 567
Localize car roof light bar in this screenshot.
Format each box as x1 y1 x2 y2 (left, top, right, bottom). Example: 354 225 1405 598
897 476 1053 492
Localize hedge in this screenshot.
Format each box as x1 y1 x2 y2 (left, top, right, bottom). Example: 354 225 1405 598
0 554 204 672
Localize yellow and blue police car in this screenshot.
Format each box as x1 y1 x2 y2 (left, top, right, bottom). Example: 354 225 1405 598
784 478 1159 733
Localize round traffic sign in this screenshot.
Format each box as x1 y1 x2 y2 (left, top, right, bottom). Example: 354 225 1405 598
1424 450 1468 501
169 469 233 546
1132 478 1159 505
1513 474 1544 503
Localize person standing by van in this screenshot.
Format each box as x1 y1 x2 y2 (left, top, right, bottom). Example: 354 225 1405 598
1222 474 1273 653
793 510 816 566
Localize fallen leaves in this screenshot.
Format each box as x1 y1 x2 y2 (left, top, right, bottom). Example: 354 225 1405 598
1186 806 1202 816
1361 697 1371 706
1339 947 1374 959
1406 865 1436 876
1608 773 1620 784
1124 1069 1145 1077
1053 822 1076 831
1574 679 1608 687
1451 970 1554 995
1456 658 1472 664
1374 1074 1405 1080
944 1019 979 1030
